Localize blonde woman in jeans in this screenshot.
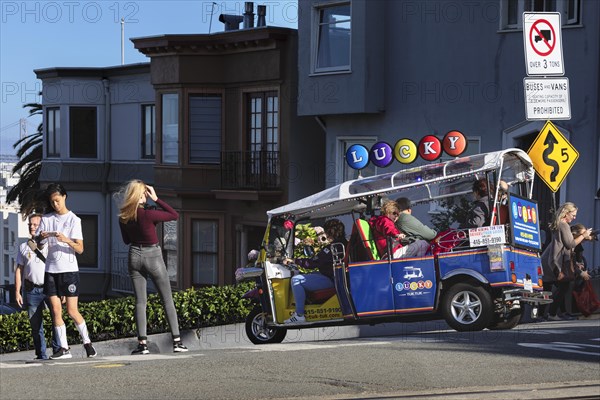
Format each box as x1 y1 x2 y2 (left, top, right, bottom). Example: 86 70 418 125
541 202 593 320
118 180 188 354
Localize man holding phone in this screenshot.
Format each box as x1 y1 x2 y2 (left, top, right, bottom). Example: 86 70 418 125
15 214 60 360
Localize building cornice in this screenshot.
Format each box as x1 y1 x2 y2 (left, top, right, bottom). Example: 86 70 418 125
34 63 150 79
131 27 296 56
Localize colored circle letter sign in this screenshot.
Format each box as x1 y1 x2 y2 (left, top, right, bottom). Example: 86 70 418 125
370 142 393 168
418 135 442 162
442 130 467 157
394 139 417 164
346 144 369 170
523 12 564 76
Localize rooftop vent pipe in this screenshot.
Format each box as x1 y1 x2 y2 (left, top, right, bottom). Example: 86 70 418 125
256 5 266 27
243 2 254 29
219 13 243 31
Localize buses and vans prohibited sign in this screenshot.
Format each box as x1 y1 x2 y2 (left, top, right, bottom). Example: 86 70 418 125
524 77 571 120
527 120 578 192
523 12 564 76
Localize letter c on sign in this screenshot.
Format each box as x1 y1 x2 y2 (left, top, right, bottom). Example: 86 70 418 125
394 138 417 164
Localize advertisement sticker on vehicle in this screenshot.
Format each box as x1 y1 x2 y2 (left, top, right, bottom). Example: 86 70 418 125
509 194 541 250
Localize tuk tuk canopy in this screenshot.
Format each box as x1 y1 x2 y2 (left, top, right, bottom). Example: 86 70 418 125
267 148 534 220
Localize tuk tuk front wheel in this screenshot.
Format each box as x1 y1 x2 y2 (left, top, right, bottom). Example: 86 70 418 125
245 306 287 345
442 283 493 332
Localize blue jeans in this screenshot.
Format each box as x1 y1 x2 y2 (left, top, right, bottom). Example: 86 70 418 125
128 245 181 340
27 287 60 359
290 273 334 315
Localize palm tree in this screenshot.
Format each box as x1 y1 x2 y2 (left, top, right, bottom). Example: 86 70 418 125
6 98 44 215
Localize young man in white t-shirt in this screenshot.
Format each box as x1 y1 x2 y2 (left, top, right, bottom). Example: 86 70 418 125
37 183 97 359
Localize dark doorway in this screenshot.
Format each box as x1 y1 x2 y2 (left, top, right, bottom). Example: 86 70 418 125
516 133 557 250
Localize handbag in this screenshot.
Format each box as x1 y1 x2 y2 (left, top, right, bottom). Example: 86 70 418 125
572 280 600 317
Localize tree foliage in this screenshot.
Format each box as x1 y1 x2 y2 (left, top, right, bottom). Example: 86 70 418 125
6 99 44 216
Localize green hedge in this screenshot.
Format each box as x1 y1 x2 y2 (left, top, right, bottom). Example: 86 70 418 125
0 283 253 354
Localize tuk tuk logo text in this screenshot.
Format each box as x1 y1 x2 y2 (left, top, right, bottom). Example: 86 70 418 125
395 280 433 292
512 201 537 225
346 130 467 170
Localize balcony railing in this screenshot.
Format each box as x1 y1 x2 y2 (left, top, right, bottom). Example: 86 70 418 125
221 151 280 190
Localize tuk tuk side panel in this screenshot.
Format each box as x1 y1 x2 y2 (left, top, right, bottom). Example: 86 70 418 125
494 247 543 290
390 257 437 313
271 278 292 323
347 260 395 317
437 246 543 289
437 249 489 282
333 265 355 317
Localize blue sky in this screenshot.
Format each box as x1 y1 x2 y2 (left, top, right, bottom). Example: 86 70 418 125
0 0 298 158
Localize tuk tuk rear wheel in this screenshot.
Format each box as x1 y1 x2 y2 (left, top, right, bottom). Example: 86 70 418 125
442 283 493 332
488 310 522 330
245 306 287 345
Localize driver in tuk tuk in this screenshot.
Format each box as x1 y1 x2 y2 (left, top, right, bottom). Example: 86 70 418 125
459 178 509 228
282 219 347 324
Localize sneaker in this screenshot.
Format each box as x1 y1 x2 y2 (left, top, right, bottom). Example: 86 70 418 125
173 341 188 353
547 314 562 321
558 313 576 321
50 348 72 360
284 312 306 324
84 343 97 358
131 343 149 355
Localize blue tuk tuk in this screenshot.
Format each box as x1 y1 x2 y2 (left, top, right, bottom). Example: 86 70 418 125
237 149 552 344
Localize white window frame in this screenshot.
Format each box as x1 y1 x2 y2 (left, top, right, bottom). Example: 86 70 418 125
311 1 352 74
499 0 581 30
161 93 179 165
336 136 377 185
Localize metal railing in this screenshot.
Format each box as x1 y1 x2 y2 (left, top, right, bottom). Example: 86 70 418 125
221 150 280 190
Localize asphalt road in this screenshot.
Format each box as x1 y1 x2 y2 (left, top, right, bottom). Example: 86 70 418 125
1 319 599 399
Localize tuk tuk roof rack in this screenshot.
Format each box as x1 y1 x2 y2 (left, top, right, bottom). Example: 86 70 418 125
268 148 534 220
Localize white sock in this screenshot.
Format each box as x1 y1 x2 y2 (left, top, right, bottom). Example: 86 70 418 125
76 321 91 345
55 324 68 349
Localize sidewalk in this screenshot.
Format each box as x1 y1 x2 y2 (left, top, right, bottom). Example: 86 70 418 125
2 314 598 362
0 319 449 361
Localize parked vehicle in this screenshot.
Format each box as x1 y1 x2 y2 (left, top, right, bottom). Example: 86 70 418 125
236 149 552 344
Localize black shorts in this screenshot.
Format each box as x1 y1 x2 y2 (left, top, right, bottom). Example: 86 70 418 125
44 272 80 297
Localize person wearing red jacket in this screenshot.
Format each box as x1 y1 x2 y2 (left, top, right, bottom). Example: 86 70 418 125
369 201 407 258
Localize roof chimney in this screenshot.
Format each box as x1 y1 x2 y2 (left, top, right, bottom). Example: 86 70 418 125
219 13 243 31
256 5 266 27
243 2 254 29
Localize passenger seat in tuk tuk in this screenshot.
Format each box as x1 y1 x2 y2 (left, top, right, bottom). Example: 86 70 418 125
355 219 381 261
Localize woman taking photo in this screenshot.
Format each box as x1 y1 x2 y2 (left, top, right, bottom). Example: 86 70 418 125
118 180 188 354
541 202 593 320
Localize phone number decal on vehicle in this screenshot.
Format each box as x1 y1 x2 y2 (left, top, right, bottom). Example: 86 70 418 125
468 225 506 247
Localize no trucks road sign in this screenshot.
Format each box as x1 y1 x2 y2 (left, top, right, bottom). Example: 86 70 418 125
527 120 578 192
523 12 564 76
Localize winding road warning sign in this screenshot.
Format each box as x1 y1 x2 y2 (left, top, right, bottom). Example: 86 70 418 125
523 12 564 76
527 121 578 192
